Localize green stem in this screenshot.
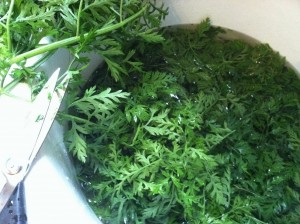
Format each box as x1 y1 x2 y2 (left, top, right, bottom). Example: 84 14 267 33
0 70 6 88
130 125 141 146
6 0 15 52
10 5 147 64
76 0 84 36
0 21 6 29
11 37 81 64
57 57 77 83
0 77 22 95
58 113 96 126
119 0 123 22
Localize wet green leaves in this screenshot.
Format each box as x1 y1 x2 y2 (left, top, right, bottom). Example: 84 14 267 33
64 18 300 223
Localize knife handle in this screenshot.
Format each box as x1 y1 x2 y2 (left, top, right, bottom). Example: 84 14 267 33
0 182 27 224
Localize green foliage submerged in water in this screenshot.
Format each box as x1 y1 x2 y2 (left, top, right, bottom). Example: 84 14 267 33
61 19 300 223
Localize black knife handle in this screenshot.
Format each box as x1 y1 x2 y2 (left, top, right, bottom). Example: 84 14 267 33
0 182 27 224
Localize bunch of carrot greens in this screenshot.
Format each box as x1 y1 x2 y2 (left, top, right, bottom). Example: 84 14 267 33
1 2 300 224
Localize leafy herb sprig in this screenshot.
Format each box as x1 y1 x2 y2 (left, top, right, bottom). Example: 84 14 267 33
0 0 166 94
63 19 300 223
